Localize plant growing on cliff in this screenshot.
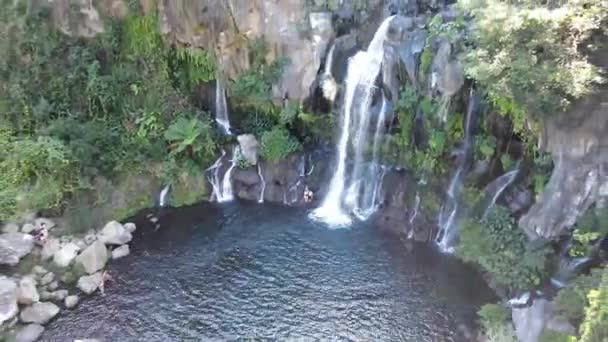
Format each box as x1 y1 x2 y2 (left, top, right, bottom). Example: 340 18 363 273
260 126 301 163
555 267 605 325
164 116 216 162
457 206 548 290
232 39 288 115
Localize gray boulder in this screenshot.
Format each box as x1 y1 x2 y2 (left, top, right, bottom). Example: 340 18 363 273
64 295 79 309
0 276 18 325
123 222 136 233
21 223 36 234
84 233 96 245
17 276 39 305
0 233 34 266
97 221 132 245
237 134 259 166
53 242 81 268
75 240 108 274
47 281 59 291
31 266 48 276
111 244 130 260
77 273 102 295
15 323 45 342
40 238 61 261
40 290 68 302
39 272 54 286
20 302 59 325
2 223 19 234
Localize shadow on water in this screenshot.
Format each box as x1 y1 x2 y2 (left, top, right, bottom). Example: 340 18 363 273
43 201 495 342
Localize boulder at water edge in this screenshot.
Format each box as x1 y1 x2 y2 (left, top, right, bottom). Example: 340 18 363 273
75 240 108 274
15 323 45 342
64 295 79 309
53 243 81 268
20 302 59 325
0 276 18 325
124 222 136 233
0 233 34 266
97 221 132 245
39 272 55 286
111 244 130 260
40 290 68 302
17 276 39 305
77 273 103 295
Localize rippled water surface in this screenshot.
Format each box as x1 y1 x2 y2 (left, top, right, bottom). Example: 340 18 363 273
44 202 494 341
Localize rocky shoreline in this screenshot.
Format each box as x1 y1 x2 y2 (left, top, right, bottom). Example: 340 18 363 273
1 217 138 342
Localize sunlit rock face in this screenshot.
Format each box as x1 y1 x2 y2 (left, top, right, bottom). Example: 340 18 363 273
519 89 608 240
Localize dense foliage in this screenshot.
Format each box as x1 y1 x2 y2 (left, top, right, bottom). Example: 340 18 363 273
462 0 607 136
457 206 548 290
260 127 302 163
0 3 215 220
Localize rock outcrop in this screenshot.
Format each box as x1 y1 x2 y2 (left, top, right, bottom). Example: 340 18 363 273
519 90 608 240
237 135 259 166
0 233 34 266
111 245 130 260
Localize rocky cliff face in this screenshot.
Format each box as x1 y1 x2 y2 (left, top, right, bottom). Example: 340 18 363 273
519 90 608 240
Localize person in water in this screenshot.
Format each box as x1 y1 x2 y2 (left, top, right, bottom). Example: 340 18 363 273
99 270 112 295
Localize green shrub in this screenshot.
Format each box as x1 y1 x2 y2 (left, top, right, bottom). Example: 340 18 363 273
457 206 548 290
578 268 608 342
555 267 604 324
485 323 517 342
260 126 301 163
478 303 510 332
0 135 79 220
164 116 216 163
539 330 574 342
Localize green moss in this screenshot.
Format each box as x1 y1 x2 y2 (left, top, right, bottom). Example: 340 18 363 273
171 170 209 207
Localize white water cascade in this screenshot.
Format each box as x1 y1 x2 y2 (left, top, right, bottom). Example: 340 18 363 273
321 43 338 102
311 16 396 227
215 80 232 135
159 185 171 207
206 149 236 203
436 90 479 252
257 164 266 204
481 165 521 218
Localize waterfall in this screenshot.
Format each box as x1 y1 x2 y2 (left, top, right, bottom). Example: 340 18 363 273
408 193 421 239
311 16 396 227
481 165 521 218
324 43 336 76
435 89 480 252
159 185 170 207
257 164 266 204
551 257 593 288
215 80 231 135
206 149 236 203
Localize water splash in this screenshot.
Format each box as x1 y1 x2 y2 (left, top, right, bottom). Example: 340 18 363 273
159 185 171 207
257 164 266 204
311 16 396 227
215 80 232 135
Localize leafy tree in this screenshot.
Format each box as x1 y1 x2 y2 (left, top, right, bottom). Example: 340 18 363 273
164 116 216 162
